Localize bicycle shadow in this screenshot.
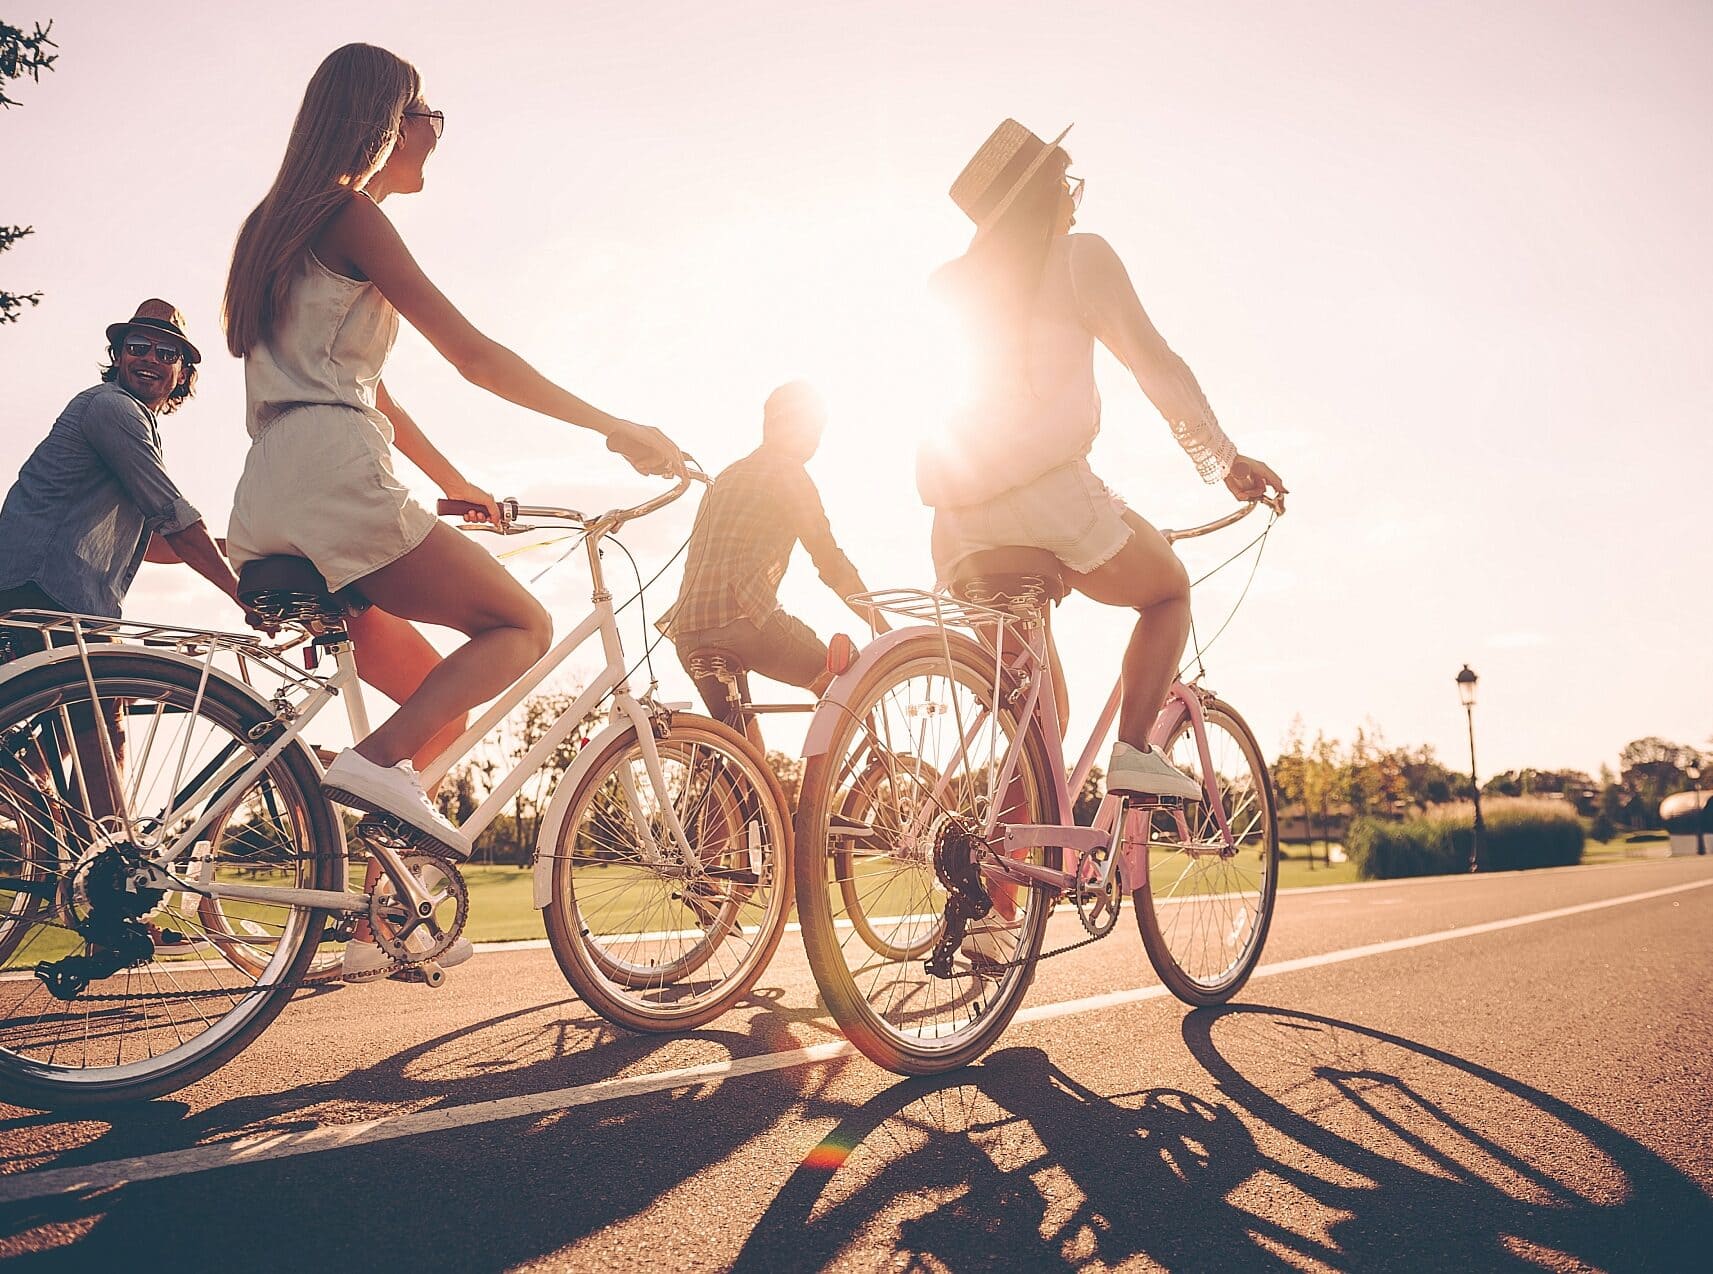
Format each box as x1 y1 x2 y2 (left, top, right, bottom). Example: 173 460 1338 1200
0 991 852 1270
1180 1005 1713 1271
732 1045 1282 1271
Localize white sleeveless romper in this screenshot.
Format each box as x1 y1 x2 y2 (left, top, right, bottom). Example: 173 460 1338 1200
226 250 437 592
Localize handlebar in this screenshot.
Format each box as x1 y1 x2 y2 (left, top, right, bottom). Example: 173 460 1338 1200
1161 493 1283 545
437 462 711 536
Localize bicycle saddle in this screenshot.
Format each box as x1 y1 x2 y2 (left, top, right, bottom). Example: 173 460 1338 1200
948 547 1068 609
686 647 747 707
237 556 366 627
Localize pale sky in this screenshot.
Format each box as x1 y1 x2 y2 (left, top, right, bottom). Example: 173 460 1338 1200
3 0 1709 780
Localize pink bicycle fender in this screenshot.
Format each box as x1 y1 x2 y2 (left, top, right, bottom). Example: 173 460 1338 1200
801 625 992 759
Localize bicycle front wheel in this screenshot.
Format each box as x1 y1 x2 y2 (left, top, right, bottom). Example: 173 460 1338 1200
543 715 792 1032
1134 697 1278 1005
0 652 342 1109
795 633 1059 1075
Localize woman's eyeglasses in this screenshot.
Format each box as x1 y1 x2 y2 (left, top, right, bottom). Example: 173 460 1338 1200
1064 174 1084 209
405 108 445 139
122 340 185 365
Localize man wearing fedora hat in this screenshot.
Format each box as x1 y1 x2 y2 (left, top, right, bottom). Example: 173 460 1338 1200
0 300 249 838
0 298 244 626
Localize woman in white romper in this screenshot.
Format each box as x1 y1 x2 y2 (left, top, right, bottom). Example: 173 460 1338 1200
224 45 680 976
918 122 1287 962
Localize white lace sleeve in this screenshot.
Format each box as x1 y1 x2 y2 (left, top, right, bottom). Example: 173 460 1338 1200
1072 234 1237 483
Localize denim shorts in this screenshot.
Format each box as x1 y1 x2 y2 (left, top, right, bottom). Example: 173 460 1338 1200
931 458 1132 580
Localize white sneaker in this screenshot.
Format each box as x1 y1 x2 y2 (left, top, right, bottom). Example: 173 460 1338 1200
341 935 474 984
960 914 1022 976
1106 741 1202 801
321 749 471 859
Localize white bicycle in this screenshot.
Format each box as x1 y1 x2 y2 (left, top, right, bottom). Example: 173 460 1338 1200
0 470 792 1109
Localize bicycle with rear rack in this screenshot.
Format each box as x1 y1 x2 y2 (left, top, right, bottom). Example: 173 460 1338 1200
792 497 1283 1075
0 467 796 1109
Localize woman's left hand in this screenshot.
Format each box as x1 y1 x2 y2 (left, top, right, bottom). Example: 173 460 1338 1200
1225 455 1287 512
441 477 507 529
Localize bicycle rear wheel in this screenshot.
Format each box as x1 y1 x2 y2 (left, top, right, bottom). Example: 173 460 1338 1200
795 633 1059 1075
0 652 341 1109
1134 697 1278 1005
543 715 792 1032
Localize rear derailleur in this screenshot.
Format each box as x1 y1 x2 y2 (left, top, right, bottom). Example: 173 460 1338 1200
35 842 165 1001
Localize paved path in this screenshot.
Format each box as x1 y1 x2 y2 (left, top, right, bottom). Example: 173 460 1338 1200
3 857 1711 1270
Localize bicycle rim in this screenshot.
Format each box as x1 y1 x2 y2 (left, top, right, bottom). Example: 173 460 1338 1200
796 635 1057 1075
1135 698 1278 1005
0 653 339 1108
545 716 791 1032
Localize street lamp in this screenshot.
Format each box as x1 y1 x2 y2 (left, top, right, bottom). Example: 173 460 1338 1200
1456 664 1485 872
1689 759 1706 856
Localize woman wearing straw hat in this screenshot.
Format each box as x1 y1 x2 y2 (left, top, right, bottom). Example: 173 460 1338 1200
223 44 681 977
919 119 1287 813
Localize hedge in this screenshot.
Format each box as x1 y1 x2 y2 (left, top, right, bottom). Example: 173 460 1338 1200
1346 798 1584 880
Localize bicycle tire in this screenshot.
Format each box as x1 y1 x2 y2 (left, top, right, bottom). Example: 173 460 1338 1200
0 652 341 1109
1134 697 1278 1005
543 714 792 1032
795 632 1059 1075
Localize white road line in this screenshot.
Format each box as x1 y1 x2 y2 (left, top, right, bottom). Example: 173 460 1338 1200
1 875 1706 1204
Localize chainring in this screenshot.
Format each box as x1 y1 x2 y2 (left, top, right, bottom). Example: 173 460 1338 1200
369 853 468 965
1073 857 1123 938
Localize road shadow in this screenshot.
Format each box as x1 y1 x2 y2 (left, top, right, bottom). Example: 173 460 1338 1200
0 991 843 1270
1181 1005 1713 1271
734 1045 1286 1271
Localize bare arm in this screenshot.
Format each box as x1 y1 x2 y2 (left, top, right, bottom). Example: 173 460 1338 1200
160 522 240 603
319 196 679 475
378 381 503 525
144 534 180 564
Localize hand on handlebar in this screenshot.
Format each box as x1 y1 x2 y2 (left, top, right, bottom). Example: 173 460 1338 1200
439 477 509 530
1225 454 1287 514
606 420 685 479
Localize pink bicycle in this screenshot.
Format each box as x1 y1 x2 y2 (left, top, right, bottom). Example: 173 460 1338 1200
793 498 1282 1074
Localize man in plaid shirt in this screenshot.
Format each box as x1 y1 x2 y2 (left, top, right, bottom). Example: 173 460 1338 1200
659 382 884 734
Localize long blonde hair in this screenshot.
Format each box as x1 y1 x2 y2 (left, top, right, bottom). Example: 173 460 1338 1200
223 43 421 356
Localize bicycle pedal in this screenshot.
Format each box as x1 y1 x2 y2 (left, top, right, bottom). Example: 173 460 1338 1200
391 958 447 988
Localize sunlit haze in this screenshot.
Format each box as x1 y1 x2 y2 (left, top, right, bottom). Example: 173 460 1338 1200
4 0 1709 778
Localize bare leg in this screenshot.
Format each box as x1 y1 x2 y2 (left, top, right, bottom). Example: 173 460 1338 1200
1064 510 1191 751
346 523 551 768
343 604 472 942
345 605 467 777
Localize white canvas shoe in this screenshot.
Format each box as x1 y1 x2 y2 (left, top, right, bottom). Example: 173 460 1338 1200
321 749 471 859
341 935 474 984
1106 741 1203 801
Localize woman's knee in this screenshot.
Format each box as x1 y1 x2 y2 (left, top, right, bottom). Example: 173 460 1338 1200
513 593 553 662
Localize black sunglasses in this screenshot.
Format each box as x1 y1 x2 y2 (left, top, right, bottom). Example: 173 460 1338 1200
405 108 445 139
122 339 186 365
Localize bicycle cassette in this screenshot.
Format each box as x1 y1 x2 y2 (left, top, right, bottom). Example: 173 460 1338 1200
369 853 469 966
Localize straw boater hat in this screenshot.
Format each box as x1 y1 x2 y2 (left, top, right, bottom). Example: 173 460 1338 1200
105 298 201 364
950 119 1073 236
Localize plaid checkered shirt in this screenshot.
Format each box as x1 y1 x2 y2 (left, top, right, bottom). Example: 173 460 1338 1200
658 448 861 638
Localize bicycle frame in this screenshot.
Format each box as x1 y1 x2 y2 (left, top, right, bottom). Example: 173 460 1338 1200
803 498 1278 899
0 477 707 921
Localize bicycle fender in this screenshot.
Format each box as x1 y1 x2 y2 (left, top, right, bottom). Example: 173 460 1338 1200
800 625 993 759
530 714 641 909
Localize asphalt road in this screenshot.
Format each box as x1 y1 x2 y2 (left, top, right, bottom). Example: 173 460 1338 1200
3 856 1711 1272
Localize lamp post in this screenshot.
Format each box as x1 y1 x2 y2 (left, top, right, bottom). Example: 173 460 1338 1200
1456 665 1484 872
1689 759 1706 856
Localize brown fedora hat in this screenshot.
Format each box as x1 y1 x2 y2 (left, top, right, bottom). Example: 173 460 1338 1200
950 119 1074 235
105 298 201 364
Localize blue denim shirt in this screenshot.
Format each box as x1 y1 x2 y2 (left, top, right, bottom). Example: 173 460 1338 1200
0 383 202 617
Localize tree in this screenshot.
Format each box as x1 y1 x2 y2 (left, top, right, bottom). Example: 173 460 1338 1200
1619 737 1690 830
1 20 57 325
765 751 803 809
1073 765 1105 826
